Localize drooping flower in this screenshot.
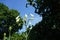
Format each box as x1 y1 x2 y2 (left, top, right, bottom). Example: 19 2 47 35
4 33 6 36
23 14 28 21
25 14 28 18
18 23 21 26
30 26 32 29
9 26 12 31
30 17 34 20
16 16 19 19
30 14 34 20
30 13 34 17
16 18 20 22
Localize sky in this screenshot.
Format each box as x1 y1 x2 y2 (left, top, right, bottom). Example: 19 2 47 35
0 0 42 33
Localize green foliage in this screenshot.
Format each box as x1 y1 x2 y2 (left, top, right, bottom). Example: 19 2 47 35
9 9 19 17
11 32 26 40
0 3 23 39
27 0 60 40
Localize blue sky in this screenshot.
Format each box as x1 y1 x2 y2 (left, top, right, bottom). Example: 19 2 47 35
0 0 42 33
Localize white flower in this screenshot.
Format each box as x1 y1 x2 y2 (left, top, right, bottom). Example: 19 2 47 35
16 16 19 19
29 14 34 20
4 33 6 36
52 25 56 29
18 23 21 26
9 26 12 31
23 14 28 21
25 14 28 18
16 18 20 22
30 14 34 17
30 27 32 29
30 17 34 20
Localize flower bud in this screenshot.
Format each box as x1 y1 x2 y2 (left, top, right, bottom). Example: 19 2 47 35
4 33 6 36
9 26 12 31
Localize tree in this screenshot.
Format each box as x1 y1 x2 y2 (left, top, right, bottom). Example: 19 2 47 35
27 0 60 40
0 3 23 39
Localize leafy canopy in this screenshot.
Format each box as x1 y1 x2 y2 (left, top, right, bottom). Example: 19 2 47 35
0 3 23 39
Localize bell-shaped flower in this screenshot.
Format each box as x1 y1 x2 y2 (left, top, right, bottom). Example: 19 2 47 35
30 17 34 20
4 33 6 36
30 26 32 29
16 16 19 19
30 14 34 20
18 23 21 26
52 25 56 29
9 26 12 31
16 18 20 23
23 14 28 22
30 14 34 17
25 14 28 18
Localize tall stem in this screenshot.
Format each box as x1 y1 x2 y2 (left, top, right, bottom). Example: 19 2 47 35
9 30 11 40
3 36 6 40
26 31 27 40
3 33 6 40
25 24 27 40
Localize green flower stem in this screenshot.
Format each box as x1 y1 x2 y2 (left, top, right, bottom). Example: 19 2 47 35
24 23 27 40
9 30 11 40
3 33 6 40
3 36 6 40
9 26 12 40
